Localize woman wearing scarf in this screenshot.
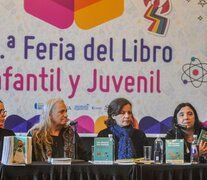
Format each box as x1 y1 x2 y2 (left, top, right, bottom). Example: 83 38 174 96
28 98 89 161
98 98 148 160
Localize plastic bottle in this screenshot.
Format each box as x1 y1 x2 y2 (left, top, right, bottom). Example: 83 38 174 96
154 135 163 164
190 134 199 164
108 134 115 162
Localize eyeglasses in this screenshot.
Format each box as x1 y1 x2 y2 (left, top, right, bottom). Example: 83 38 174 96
0 109 7 116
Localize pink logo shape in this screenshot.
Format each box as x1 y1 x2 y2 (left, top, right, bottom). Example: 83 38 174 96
74 115 94 133
24 0 74 29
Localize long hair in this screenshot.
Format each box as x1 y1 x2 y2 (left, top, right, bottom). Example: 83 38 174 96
172 102 202 133
29 98 65 145
104 98 134 127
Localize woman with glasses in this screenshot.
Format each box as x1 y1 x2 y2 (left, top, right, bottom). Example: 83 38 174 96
98 98 148 160
0 100 15 161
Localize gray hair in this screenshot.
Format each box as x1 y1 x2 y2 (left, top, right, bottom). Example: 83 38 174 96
33 98 64 131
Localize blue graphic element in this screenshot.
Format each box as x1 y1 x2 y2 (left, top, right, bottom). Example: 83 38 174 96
181 57 207 88
139 116 172 134
5 115 40 133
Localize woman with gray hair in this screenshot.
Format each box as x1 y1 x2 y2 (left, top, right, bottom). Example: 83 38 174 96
28 98 89 161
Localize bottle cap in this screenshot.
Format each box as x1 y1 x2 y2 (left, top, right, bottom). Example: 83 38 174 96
193 134 197 138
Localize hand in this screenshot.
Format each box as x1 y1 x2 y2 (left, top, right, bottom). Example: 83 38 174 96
199 140 207 157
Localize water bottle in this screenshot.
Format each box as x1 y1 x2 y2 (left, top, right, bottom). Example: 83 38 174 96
108 134 115 162
154 135 163 164
190 134 199 164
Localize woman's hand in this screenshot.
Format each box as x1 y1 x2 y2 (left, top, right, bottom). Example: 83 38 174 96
199 140 207 157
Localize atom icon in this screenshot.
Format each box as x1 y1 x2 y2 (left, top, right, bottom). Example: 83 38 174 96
181 57 207 88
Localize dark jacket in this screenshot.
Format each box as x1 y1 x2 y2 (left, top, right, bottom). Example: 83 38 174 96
0 128 15 160
98 127 148 159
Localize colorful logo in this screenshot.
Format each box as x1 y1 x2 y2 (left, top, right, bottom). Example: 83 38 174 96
143 0 171 36
24 0 124 29
181 57 207 88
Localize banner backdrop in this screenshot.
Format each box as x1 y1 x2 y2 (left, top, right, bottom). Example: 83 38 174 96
0 0 206 135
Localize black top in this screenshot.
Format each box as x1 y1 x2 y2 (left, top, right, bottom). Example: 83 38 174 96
98 127 148 159
0 128 15 160
51 135 64 158
51 129 90 160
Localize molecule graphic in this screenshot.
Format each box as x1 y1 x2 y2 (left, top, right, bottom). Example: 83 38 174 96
181 57 207 88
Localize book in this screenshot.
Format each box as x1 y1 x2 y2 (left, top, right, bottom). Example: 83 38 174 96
93 137 114 164
165 139 184 164
1 136 32 165
198 129 207 144
50 158 71 165
115 158 154 164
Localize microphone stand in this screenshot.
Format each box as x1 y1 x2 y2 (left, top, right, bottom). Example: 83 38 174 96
175 126 178 139
73 123 77 159
69 120 78 159
175 124 187 139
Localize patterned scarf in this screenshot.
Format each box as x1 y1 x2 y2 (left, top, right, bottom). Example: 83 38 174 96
110 124 136 159
29 126 74 161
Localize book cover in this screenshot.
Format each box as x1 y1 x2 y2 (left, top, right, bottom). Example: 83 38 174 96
198 129 207 144
2 136 32 165
93 137 113 164
165 139 184 164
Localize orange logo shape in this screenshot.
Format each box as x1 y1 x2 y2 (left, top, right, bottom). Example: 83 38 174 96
24 0 124 29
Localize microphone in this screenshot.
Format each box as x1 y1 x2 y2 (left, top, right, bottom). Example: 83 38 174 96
69 120 78 126
175 123 187 130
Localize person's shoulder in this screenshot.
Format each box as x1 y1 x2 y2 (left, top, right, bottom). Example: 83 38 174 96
165 128 175 139
133 128 146 135
28 126 41 136
97 128 111 137
63 125 74 134
0 128 15 136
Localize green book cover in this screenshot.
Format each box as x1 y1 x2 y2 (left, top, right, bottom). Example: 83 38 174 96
94 137 113 164
198 129 207 144
165 139 184 164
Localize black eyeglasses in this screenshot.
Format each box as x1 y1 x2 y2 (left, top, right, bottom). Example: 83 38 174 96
0 109 7 116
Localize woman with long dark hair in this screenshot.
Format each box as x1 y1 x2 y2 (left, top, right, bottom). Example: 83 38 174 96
166 102 207 162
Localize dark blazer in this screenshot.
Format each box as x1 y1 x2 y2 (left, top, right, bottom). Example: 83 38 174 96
98 127 148 159
0 128 15 160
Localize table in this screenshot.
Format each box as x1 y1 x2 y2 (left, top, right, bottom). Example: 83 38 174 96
0 162 207 180
0 161 138 180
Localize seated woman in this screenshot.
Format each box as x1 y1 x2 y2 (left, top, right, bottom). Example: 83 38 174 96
0 100 15 160
28 98 89 161
98 97 148 159
166 102 207 162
